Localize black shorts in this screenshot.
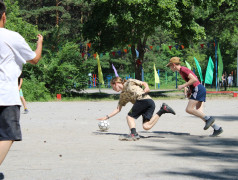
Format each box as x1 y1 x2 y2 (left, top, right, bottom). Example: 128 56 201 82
128 99 155 123
0 105 22 141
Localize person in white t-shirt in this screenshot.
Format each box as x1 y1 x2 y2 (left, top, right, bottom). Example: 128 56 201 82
228 74 233 87
0 1 43 167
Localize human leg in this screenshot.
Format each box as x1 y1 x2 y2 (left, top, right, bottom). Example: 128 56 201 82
20 89 28 113
118 115 140 141
186 99 206 120
186 99 213 128
198 102 222 131
186 99 223 135
120 100 147 141
126 115 136 130
127 99 154 133
0 141 13 165
196 101 204 113
143 103 175 130
197 102 223 135
189 85 217 129
20 96 27 109
142 114 160 130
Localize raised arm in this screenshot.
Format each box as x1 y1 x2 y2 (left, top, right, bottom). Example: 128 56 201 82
28 34 43 65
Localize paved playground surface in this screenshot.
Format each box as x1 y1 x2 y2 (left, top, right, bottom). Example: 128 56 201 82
1 98 238 180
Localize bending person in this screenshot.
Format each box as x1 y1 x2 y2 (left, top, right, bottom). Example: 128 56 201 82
97 77 175 141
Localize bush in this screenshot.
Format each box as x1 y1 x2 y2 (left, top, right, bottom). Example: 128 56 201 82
22 77 51 101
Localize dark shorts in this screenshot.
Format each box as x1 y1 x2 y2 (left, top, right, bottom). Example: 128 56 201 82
190 84 206 102
128 99 155 123
0 105 22 141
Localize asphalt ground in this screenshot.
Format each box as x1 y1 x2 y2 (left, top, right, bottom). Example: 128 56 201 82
1 98 238 180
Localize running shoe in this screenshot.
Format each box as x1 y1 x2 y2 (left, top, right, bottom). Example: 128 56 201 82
161 103 176 115
204 117 215 130
119 133 140 141
24 109 29 114
210 127 223 137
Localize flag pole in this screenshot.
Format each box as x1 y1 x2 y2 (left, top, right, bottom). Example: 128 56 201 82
215 38 218 91
237 50 238 87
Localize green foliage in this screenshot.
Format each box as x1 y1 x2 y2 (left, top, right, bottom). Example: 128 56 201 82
2 0 237 102
38 42 88 96
18 0 93 48
22 77 51 101
4 0 39 43
195 0 238 73
82 0 210 80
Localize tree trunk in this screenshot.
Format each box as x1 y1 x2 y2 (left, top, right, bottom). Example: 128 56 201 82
56 0 59 26
131 38 146 81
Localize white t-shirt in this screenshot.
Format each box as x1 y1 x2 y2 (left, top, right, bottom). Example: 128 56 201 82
0 28 36 106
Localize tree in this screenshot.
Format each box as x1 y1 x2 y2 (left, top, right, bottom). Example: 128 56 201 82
18 0 93 51
83 0 207 80
4 0 39 43
195 0 238 73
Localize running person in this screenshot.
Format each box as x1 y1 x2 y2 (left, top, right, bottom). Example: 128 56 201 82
166 57 223 136
97 77 176 141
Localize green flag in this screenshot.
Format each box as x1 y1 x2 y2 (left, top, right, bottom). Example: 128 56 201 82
194 57 203 82
185 61 192 70
205 57 214 84
217 43 223 81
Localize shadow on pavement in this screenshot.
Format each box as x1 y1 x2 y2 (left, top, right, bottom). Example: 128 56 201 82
165 167 238 180
93 131 165 138
94 130 238 179
137 133 238 179
214 115 238 122
93 131 124 136
149 131 190 136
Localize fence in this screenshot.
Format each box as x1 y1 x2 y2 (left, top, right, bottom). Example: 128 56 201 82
75 71 237 91
86 71 183 89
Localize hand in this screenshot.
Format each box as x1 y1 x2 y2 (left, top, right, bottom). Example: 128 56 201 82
186 91 191 98
97 117 108 120
37 34 43 44
178 85 184 90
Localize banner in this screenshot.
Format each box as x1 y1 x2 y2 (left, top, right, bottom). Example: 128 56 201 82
185 61 192 70
154 64 160 83
96 53 104 85
217 43 223 81
112 64 119 77
135 49 139 58
204 56 214 84
194 57 203 82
